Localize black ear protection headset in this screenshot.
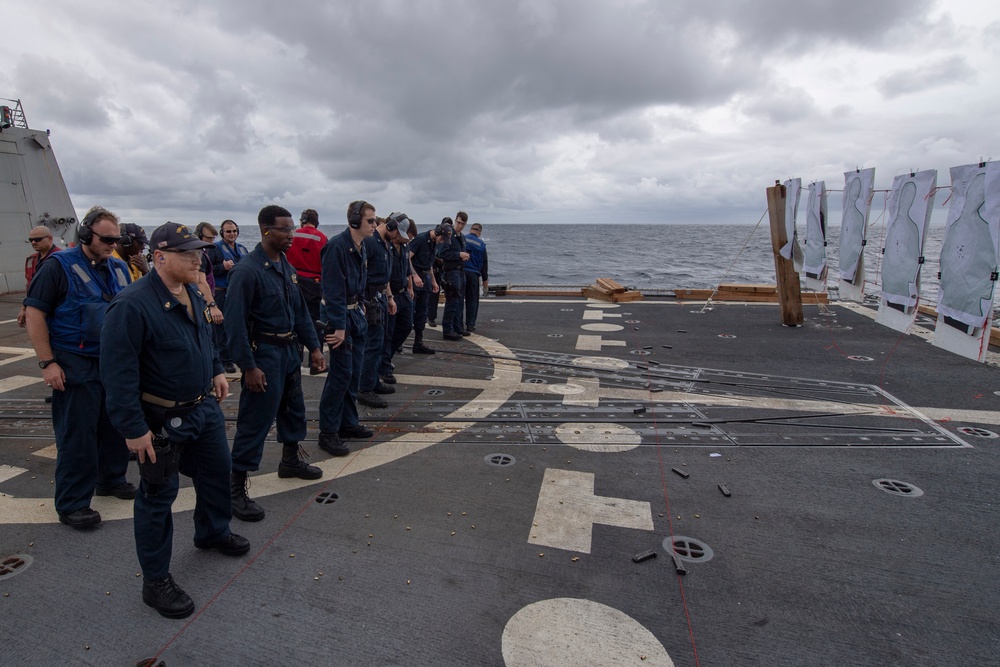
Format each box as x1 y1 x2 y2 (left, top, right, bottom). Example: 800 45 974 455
77 208 108 245
348 201 370 229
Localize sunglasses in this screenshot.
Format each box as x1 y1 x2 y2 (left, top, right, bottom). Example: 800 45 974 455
28 237 49 243
224 229 239 234
96 235 122 245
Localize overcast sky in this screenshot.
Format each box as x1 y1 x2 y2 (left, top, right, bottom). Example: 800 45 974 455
3 0 998 228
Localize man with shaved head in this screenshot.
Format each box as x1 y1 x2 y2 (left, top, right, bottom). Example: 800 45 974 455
17 226 61 327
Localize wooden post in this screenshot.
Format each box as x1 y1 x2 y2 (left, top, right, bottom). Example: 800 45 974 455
766 181 803 326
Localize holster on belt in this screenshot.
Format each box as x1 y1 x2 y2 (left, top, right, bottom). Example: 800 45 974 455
137 434 180 485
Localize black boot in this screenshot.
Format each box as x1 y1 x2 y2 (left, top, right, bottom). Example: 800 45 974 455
277 443 322 480
318 432 350 456
412 331 435 355
143 574 195 619
230 471 265 522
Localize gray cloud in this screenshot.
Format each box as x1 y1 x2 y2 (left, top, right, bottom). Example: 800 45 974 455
1 0 997 229
876 55 976 98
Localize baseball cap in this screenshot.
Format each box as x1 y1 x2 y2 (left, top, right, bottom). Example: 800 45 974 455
150 222 213 251
122 223 148 246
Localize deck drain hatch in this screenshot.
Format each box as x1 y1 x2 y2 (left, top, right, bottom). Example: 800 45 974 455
526 378 547 384
957 427 998 438
663 536 714 563
315 492 339 505
630 349 651 356
484 453 516 467
547 333 564 338
0 554 32 581
717 334 737 339
872 479 924 497
425 389 445 396
847 355 873 362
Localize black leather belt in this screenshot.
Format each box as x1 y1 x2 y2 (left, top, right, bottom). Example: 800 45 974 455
141 390 210 409
254 331 298 346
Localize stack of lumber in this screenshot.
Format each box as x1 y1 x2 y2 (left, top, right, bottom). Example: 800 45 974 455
675 283 829 304
583 278 644 303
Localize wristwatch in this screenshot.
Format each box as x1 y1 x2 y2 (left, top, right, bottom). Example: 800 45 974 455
207 302 218 308
38 358 57 369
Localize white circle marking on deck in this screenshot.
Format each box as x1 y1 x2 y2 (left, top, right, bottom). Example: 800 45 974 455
570 356 630 370
547 384 586 396
580 323 625 332
501 598 674 667
556 423 641 452
1 333 523 525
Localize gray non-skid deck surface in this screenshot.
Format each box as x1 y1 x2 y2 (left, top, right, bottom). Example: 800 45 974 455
1 294 999 666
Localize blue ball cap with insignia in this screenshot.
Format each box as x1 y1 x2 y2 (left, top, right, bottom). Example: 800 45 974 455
150 222 213 251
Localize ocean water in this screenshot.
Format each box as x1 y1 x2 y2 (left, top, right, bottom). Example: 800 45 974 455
230 222 951 302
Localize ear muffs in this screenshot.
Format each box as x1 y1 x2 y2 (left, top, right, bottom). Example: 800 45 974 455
77 208 106 245
348 201 369 229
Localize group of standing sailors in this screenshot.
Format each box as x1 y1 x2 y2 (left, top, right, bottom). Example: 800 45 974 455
19 201 488 619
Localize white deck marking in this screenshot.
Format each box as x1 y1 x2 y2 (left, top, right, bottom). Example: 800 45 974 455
555 423 641 452
571 355 629 370
0 347 37 368
582 310 622 320
547 376 601 407
575 334 626 351
0 464 28 483
0 375 43 393
585 302 620 308
528 468 653 554
580 323 624 332
33 444 57 459
502 598 674 667
0 333 524 524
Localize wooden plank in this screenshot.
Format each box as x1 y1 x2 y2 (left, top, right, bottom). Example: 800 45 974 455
596 278 625 293
918 304 938 317
583 286 615 302
675 289 716 299
991 327 1000 348
674 288 826 304
718 283 777 294
767 183 803 326
611 291 644 302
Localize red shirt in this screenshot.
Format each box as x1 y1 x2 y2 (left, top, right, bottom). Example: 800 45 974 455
285 226 327 280
24 246 61 289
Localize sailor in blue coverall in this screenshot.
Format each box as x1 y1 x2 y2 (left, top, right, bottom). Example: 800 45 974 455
381 214 415 382
357 215 401 408
24 206 134 529
317 200 376 455
224 206 327 522
101 221 249 620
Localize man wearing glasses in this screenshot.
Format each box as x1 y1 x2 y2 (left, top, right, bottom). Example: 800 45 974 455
24 206 135 528
224 205 327 521
101 221 249 619
213 219 249 374
17 226 61 328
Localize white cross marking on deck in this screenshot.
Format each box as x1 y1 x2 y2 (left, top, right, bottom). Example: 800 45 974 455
0 347 39 368
582 310 622 320
547 376 601 407
575 334 626 351
529 468 654 554
33 444 57 460
0 464 28 484
0 375 43 393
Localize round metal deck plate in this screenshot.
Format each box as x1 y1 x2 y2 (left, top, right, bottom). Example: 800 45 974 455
484 453 516 466
0 554 33 581
847 355 873 362
315 492 339 504
872 479 924 497
663 536 714 563
957 427 998 438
